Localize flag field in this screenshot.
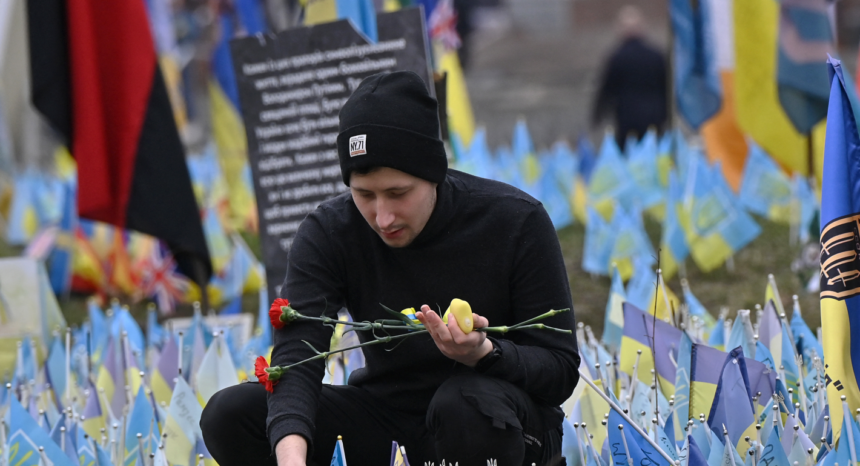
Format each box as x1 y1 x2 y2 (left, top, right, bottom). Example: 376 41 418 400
37 218 817 340
557 216 819 336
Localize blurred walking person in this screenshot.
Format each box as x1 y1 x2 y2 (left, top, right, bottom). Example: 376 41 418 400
592 6 668 151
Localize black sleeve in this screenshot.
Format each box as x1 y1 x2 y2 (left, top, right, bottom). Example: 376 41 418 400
266 208 346 457
477 204 581 407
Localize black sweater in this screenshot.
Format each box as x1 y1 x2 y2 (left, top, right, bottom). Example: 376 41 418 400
268 170 580 453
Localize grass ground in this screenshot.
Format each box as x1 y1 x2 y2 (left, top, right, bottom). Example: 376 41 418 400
51 219 818 339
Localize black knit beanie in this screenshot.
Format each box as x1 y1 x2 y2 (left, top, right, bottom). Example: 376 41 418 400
336 71 447 186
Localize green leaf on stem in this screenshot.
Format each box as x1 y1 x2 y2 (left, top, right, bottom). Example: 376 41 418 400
379 303 416 325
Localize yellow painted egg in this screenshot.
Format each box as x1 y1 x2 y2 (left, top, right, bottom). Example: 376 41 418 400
446 298 473 334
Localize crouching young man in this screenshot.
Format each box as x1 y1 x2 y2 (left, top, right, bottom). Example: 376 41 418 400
201 71 580 466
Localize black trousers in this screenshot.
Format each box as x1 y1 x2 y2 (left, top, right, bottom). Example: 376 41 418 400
200 373 564 466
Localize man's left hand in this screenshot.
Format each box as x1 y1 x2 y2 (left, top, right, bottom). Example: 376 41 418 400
415 304 493 367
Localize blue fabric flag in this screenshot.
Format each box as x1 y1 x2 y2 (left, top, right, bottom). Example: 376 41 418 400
588 133 635 217
793 174 818 244
550 141 579 195
727 311 756 359
661 170 690 280
45 335 67 404
456 128 495 180
220 296 243 315
780 321 802 395
48 179 76 295
682 279 715 330
5 395 75 466
687 435 709 466
690 421 711 460
776 0 832 134
540 170 574 229
628 130 665 209
337 0 378 43
754 341 776 371
739 143 793 221
561 415 584 466
625 256 657 312
48 414 77 463
77 421 98 465
708 347 756 453
110 306 146 360
757 427 790 466
147 308 167 351
608 399 672 466
13 335 37 386
88 299 109 361
582 208 615 275
331 436 347 466
126 386 158 466
790 302 824 369
681 153 762 272
235 0 267 36
577 135 597 183
669 0 721 129
820 56 860 442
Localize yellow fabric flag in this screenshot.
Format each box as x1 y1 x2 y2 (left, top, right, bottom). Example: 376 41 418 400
570 175 588 224
733 0 825 179
304 0 337 25
160 56 188 131
437 49 475 147
209 81 257 232
648 279 680 323
579 379 609 452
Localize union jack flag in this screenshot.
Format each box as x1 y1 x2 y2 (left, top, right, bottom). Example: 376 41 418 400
140 243 189 314
429 0 460 51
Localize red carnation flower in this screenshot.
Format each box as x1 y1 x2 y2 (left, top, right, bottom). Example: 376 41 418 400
255 356 279 393
269 298 292 329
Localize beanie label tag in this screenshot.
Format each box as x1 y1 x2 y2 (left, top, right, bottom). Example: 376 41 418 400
349 135 367 157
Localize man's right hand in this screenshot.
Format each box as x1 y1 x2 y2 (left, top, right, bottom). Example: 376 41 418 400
276 434 307 466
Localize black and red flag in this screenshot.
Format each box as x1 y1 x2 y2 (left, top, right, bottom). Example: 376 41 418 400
27 0 212 285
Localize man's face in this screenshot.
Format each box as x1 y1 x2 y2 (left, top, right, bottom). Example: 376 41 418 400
350 167 437 248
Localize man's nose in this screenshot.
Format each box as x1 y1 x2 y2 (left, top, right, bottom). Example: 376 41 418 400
376 200 395 229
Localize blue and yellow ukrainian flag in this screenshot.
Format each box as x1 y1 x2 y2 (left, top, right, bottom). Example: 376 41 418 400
678 153 761 272
739 143 793 223
688 343 726 421
588 132 634 221
608 207 655 281
627 129 664 211
618 303 682 397
512 120 541 192
581 208 615 276
698 348 774 455
660 170 689 280
819 57 860 442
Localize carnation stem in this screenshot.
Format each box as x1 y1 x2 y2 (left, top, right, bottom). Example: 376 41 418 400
265 308 572 379
294 314 420 332
267 329 430 378
480 323 572 334
506 309 570 329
